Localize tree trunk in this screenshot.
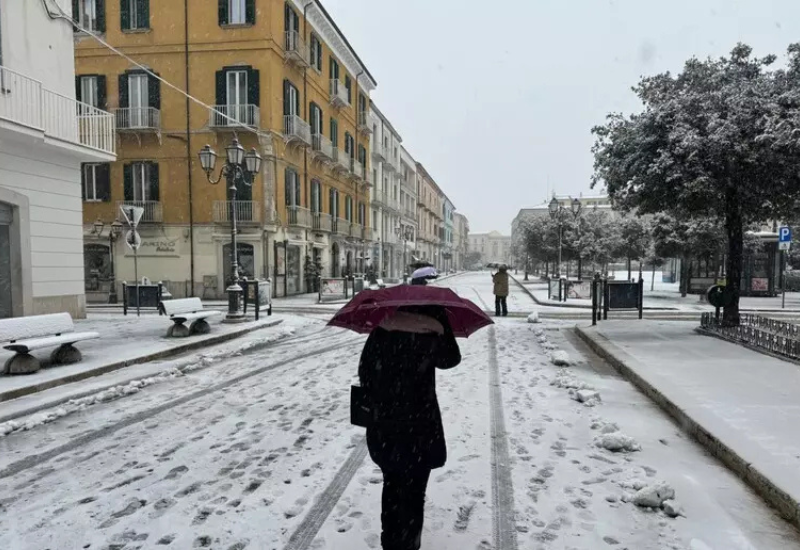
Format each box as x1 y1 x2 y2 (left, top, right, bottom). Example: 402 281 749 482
680 257 688 297
723 200 744 326
651 263 656 291
627 257 632 280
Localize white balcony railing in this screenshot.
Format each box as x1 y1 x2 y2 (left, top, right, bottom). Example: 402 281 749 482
358 110 371 132
312 133 333 160
209 104 260 128
115 107 160 130
286 206 311 228
332 147 350 172
117 201 162 223
213 201 261 223
285 31 309 68
284 114 311 145
312 212 332 232
0 65 115 155
334 217 350 236
351 159 364 180
330 79 349 108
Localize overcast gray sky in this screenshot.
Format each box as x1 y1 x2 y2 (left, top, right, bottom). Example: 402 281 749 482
323 0 800 234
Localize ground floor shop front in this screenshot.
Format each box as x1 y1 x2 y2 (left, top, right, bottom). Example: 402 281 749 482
83 224 373 301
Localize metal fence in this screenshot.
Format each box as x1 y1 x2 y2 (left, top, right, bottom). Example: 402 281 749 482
700 313 800 360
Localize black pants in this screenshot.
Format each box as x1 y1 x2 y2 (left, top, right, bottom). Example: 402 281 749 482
380 466 431 550
495 296 508 316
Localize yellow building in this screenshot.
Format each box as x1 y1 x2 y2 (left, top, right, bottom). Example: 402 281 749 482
75 0 375 299
416 163 444 264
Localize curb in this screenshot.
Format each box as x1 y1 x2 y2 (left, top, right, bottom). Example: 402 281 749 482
574 325 800 529
0 319 284 404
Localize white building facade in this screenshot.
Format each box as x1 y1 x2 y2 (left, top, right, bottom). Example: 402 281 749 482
368 102 404 278
0 0 116 318
398 146 418 274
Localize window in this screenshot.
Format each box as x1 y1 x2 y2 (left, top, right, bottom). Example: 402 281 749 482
310 103 323 135
330 58 340 82
329 188 339 218
74 0 105 32
330 118 338 147
309 34 323 71
358 145 367 168
75 75 107 111
82 163 110 202
123 162 159 202
358 202 366 226
121 0 149 31
344 75 352 103
219 0 254 26
311 180 322 213
345 196 353 222
285 168 301 207
345 132 354 159
284 4 299 33
215 66 259 125
283 79 300 117
119 71 160 127
359 94 367 115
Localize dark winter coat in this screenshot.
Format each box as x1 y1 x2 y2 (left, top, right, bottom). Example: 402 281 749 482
358 325 461 471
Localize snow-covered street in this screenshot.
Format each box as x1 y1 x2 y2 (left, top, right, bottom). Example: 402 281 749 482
0 273 798 549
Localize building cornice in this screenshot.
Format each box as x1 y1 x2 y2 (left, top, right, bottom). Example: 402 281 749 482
289 0 377 92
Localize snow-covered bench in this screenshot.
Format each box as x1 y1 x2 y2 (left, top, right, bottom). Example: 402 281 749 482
0 313 99 375
160 298 220 338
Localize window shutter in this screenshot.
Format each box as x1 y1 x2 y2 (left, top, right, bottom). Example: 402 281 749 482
123 164 133 200
148 73 160 109
248 68 260 107
96 0 106 32
120 0 131 30
330 118 337 146
75 77 82 102
148 162 160 201
345 76 352 103
284 169 292 206
118 73 129 108
80 164 88 200
245 0 255 24
218 0 229 25
284 4 291 32
295 178 302 208
97 75 107 110
72 0 80 30
97 164 111 201
215 70 226 106
137 0 150 29
283 80 291 117
294 86 300 118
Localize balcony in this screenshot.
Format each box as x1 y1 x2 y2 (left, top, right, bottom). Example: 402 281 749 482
330 79 349 109
358 110 371 134
0 65 115 157
333 217 350 237
311 133 333 161
332 147 350 173
209 104 260 129
213 201 261 224
350 159 365 181
371 190 384 207
284 114 311 146
115 107 160 131
403 207 417 221
312 212 332 233
383 147 398 172
285 31 310 68
117 201 162 223
372 143 386 162
286 206 311 228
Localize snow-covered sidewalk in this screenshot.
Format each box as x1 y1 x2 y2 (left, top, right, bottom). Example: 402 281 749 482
577 320 800 530
0 313 284 403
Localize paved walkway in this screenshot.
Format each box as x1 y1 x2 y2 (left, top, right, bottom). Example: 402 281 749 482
576 321 800 527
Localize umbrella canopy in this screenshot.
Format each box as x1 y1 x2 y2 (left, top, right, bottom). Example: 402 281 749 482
411 266 438 280
409 260 435 269
486 262 499 269
328 285 493 338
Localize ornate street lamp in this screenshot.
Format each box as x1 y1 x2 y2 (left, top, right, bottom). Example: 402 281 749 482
199 139 262 322
395 224 414 283
549 197 584 279
571 197 583 279
108 219 123 304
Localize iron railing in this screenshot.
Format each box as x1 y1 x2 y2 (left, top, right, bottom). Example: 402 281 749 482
330 79 349 108
284 114 311 145
213 201 260 223
312 212 332 232
334 217 350 236
700 313 800 361
285 31 309 67
286 206 311 228
115 107 160 130
209 104 260 128
333 147 350 172
117 201 162 222
312 133 333 160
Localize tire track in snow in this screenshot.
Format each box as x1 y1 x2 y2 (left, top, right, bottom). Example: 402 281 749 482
488 326 519 550
283 437 369 550
0 336 363 480
472 287 491 311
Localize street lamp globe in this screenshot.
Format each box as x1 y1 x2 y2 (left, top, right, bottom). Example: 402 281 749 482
110 219 124 239
244 148 262 175
226 139 245 166
92 218 104 235
548 197 559 217
571 197 582 215
199 145 217 172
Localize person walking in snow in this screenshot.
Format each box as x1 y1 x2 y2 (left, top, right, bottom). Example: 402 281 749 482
492 264 510 317
358 306 462 550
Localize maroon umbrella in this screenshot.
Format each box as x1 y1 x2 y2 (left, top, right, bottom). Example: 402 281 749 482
328 285 493 338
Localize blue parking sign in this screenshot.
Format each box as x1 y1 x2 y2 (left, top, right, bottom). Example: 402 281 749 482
780 226 792 243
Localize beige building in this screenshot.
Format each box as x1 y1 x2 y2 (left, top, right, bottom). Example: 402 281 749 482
415 163 443 264
469 231 513 266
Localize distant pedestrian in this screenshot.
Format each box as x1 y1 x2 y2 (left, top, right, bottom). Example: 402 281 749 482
493 265 509 317
358 306 461 550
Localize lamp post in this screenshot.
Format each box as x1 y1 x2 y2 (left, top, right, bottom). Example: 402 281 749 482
548 197 582 278
92 219 124 304
199 139 261 322
395 224 414 283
